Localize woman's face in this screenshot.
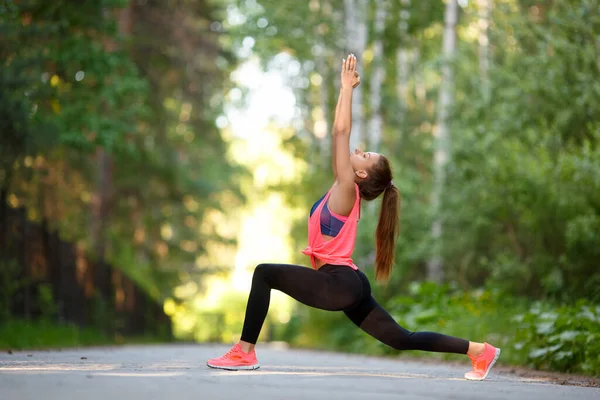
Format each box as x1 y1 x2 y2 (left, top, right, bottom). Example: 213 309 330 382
350 148 381 179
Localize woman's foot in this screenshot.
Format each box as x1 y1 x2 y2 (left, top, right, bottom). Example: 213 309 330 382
206 343 260 371
465 342 501 381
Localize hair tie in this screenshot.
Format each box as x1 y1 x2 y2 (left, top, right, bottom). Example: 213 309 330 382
387 181 393 189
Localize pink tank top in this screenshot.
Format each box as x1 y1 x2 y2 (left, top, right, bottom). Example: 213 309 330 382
302 184 361 270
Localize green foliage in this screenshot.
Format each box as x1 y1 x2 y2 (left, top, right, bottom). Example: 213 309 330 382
0 259 28 321
37 283 57 320
91 293 116 333
513 301 600 376
446 0 600 300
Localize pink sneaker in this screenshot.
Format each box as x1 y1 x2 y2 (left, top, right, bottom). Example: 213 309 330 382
206 343 260 371
465 342 501 381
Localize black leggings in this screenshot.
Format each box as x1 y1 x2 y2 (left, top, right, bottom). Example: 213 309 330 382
240 263 469 354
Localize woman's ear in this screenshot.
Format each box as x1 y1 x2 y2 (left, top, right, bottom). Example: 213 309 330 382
355 169 368 179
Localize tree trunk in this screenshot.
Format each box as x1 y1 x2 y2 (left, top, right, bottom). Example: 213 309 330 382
0 168 11 254
91 147 111 291
396 47 408 122
368 0 386 152
477 0 491 102
427 0 458 283
316 55 330 153
414 46 426 106
92 3 132 301
313 1 330 157
396 0 412 140
344 0 367 150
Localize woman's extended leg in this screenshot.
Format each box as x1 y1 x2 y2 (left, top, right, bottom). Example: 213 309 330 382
342 269 471 354
344 295 470 354
343 270 501 380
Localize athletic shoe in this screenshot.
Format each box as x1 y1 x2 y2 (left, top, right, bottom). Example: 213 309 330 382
206 343 260 371
464 342 501 381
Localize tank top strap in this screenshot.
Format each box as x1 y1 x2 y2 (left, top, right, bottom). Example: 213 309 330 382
352 183 361 221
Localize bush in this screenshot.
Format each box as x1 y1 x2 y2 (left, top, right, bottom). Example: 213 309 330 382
513 301 600 376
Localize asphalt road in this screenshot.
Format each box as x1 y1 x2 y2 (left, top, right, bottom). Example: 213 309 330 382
0 344 598 400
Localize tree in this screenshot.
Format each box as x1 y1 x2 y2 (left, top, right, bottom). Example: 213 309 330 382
344 0 368 150
368 0 386 152
427 0 458 283
0 0 242 302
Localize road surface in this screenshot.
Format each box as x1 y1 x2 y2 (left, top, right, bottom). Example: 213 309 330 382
0 344 598 400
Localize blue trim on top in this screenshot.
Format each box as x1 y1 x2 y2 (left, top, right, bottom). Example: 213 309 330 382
310 193 347 237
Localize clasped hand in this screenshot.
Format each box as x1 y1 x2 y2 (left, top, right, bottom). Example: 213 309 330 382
341 53 360 89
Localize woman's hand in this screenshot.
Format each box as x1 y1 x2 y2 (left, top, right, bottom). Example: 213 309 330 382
341 53 357 90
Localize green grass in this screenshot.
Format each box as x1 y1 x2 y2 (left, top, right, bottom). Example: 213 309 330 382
0 319 164 350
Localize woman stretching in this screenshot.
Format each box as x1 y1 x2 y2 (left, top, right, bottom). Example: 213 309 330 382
207 54 501 381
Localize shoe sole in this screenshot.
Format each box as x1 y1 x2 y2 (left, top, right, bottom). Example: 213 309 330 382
465 348 501 381
206 362 261 371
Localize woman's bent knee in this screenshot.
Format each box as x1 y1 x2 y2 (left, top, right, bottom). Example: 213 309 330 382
253 263 283 284
254 263 267 273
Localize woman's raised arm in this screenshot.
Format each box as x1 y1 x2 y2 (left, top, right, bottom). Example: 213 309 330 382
331 54 358 188
330 55 360 181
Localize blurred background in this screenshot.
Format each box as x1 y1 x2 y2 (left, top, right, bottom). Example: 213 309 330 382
1 0 599 377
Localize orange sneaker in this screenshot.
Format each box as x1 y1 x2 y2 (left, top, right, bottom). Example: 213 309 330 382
206 343 260 371
464 342 501 381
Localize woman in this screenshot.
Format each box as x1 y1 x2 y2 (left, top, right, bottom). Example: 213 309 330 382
207 54 501 381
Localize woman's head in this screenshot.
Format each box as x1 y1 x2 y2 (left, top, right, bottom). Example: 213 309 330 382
351 149 400 283
350 148 392 201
